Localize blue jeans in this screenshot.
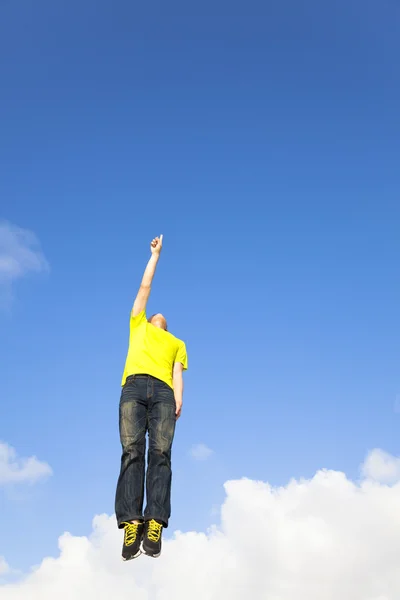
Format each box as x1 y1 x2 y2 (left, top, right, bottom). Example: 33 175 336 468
115 374 176 528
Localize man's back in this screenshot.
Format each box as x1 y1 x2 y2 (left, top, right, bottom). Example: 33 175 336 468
121 310 187 388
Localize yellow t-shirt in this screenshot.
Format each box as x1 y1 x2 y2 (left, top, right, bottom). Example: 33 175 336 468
121 310 188 388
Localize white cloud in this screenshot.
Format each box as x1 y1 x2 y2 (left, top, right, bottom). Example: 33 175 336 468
190 443 214 461
0 442 52 486
361 448 400 484
0 558 9 576
2 450 400 599
0 221 49 301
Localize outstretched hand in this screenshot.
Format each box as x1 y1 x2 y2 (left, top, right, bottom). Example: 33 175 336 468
150 235 163 255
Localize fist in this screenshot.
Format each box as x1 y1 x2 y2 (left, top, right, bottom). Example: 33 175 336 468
150 235 163 255
175 399 182 420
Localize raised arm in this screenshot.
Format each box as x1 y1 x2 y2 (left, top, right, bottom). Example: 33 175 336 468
132 235 163 316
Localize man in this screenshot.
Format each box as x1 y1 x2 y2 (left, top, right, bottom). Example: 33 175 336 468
115 235 188 561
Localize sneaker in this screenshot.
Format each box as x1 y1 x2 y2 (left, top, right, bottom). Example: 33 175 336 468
121 521 144 561
141 519 163 557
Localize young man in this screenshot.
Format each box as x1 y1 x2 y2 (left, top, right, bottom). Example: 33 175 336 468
115 235 188 560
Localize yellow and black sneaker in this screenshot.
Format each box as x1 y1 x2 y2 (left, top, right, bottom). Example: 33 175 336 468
141 519 163 558
121 521 144 561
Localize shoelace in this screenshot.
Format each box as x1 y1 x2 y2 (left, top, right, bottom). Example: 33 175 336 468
147 520 162 542
123 522 140 546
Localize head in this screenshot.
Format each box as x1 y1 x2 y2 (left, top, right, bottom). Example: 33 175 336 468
148 313 168 331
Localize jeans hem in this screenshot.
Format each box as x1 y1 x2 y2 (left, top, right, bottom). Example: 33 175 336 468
144 515 168 529
117 516 144 529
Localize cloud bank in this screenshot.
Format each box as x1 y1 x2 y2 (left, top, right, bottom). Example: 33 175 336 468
361 448 400 484
0 442 52 486
1 448 400 599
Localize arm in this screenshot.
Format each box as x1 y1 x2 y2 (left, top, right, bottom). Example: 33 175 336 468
173 362 184 420
132 235 163 316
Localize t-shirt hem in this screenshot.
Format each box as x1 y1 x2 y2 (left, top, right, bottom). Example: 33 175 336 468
121 371 174 389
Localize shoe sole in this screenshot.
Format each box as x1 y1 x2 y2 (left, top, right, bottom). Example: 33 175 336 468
122 549 141 561
140 542 161 558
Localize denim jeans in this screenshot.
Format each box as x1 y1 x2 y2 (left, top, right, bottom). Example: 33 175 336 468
115 374 176 528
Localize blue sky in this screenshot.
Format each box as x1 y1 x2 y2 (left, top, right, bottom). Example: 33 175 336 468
1 0 400 575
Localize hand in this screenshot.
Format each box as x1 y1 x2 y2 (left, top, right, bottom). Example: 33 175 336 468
150 235 163 255
175 400 182 420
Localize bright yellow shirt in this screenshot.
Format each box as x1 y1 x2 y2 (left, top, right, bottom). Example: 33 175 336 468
121 310 188 388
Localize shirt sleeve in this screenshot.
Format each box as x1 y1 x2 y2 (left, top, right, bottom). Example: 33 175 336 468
175 341 188 370
130 310 147 329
